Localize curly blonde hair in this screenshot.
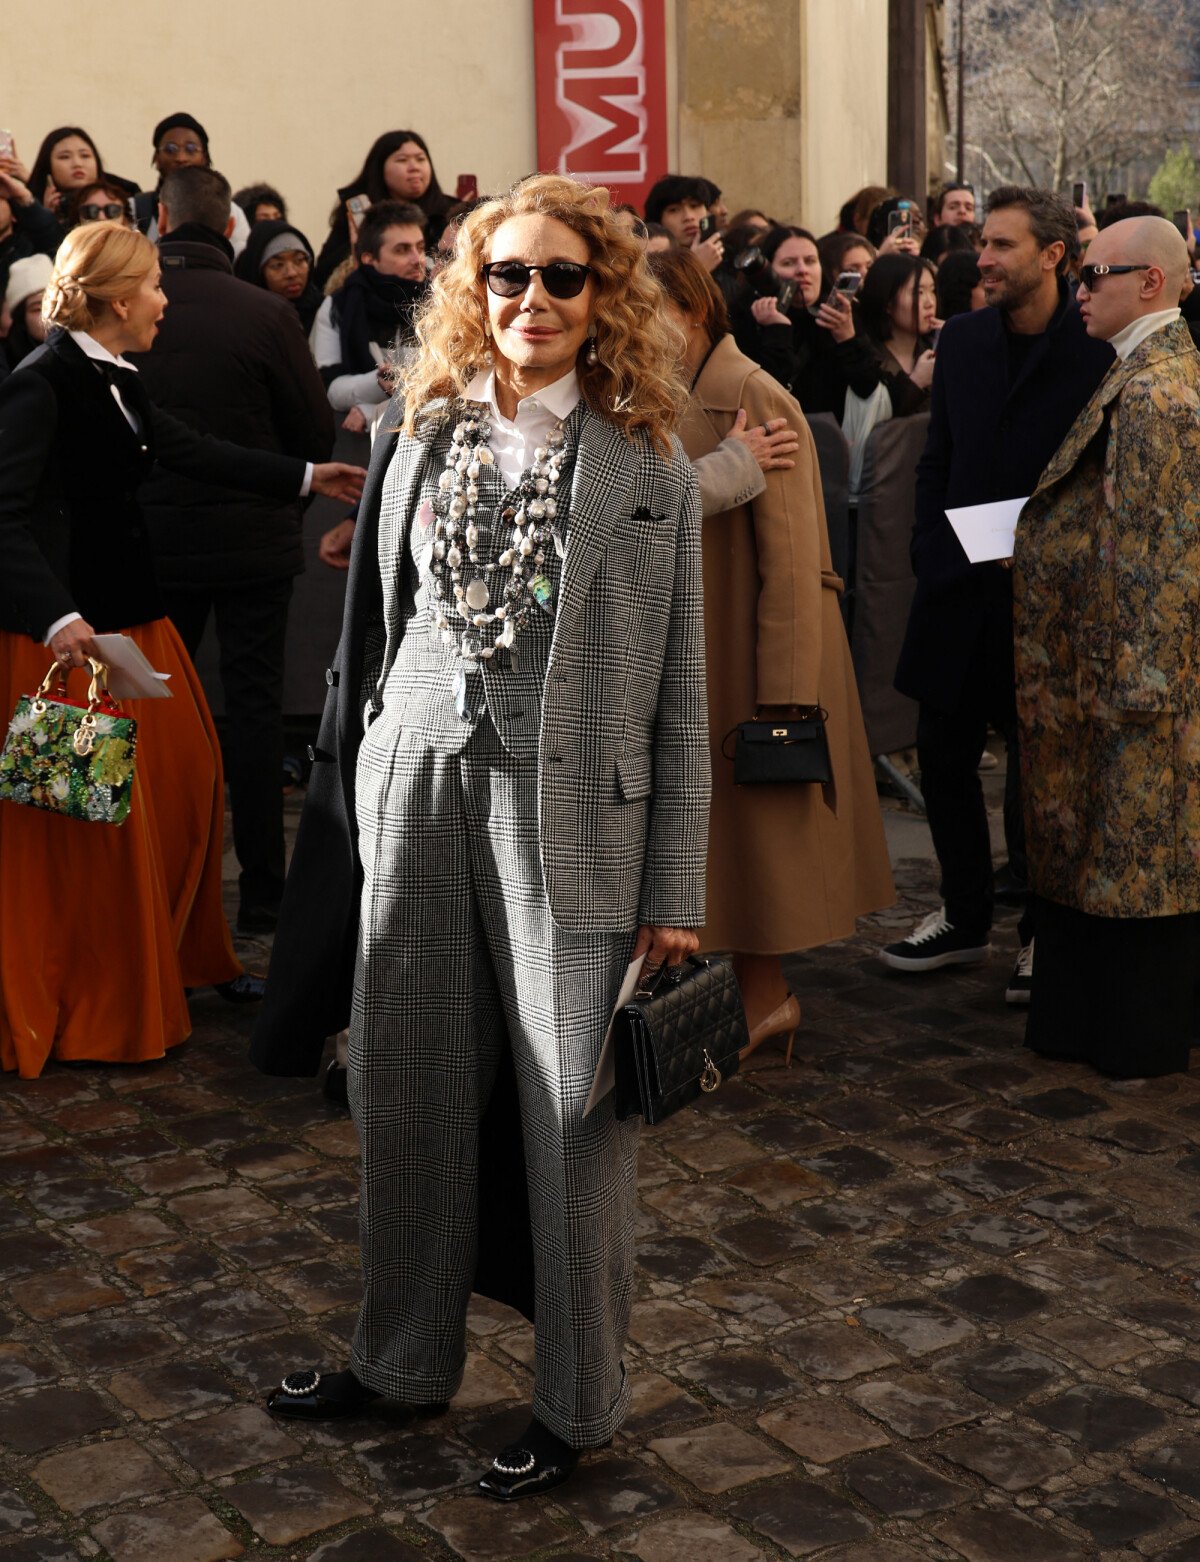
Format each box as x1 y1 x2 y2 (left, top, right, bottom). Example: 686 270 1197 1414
42 221 157 332
400 174 686 454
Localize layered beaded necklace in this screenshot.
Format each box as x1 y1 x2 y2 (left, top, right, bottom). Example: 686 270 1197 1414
425 404 568 698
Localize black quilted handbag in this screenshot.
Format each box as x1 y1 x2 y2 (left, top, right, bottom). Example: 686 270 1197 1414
612 957 748 1125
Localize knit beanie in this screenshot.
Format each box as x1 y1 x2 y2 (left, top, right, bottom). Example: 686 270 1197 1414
259 230 312 269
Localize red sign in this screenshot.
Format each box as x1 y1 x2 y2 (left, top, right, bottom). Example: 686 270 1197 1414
533 0 669 214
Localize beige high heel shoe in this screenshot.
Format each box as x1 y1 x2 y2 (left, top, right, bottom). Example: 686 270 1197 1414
740 993 801 1067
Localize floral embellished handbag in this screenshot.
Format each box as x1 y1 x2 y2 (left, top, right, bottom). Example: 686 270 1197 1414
0 659 138 826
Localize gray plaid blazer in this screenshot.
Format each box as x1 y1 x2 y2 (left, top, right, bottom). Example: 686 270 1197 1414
251 394 709 1072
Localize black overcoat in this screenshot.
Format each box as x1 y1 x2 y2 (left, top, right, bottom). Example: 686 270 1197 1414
893 287 1114 713
130 232 335 588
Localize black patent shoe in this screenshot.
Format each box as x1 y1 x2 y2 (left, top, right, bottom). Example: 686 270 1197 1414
478 1420 581 1502
266 1368 381 1420
213 973 267 1004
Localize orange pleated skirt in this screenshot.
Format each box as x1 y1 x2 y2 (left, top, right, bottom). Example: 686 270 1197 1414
0 619 241 1078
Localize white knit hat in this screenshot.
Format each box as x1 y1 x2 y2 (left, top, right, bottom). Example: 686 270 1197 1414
5 253 55 314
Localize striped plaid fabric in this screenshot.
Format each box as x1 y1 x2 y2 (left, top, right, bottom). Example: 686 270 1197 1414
346 401 709 1447
350 716 637 1446
365 401 710 930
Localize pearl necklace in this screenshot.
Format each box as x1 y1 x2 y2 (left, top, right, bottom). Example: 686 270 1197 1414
427 404 567 674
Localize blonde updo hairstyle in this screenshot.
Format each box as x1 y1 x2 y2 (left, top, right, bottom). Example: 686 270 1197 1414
42 220 158 333
401 173 686 455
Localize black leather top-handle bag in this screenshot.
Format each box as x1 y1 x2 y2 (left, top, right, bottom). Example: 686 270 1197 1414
612 956 748 1126
722 707 832 785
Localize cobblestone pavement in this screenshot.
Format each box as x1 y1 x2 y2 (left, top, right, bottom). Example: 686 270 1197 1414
5 763 1200 1562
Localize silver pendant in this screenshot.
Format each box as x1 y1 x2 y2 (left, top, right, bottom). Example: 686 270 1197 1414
452 665 470 720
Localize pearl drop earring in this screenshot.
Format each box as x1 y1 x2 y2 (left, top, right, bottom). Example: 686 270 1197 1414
586 329 598 367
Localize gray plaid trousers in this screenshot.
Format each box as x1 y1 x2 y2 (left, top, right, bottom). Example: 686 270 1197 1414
349 711 638 1447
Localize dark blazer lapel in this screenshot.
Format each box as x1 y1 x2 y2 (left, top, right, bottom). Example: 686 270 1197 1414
553 406 640 649
970 307 1018 415
49 329 148 452
371 404 444 687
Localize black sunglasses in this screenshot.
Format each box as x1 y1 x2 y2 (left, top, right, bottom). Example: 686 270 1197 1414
482 260 592 299
1079 262 1151 289
81 203 126 222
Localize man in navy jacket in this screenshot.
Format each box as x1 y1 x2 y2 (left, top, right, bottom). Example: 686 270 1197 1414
884 187 1113 999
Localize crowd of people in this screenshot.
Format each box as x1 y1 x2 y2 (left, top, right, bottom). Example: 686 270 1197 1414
1 111 1196 1499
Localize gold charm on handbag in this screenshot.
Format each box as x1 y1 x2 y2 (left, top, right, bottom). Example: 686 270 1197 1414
699 1049 722 1093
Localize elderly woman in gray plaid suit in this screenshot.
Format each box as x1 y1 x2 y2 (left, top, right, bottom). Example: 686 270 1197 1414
263 175 709 1500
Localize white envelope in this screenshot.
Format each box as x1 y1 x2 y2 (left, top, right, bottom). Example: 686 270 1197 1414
945 497 1030 564
90 634 173 700
583 954 647 1119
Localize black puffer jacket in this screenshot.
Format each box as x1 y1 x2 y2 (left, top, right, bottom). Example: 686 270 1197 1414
129 224 335 586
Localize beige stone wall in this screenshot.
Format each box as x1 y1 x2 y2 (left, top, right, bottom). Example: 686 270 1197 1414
675 0 888 231
676 0 805 221
802 0 889 230
0 1 540 249
2 0 893 243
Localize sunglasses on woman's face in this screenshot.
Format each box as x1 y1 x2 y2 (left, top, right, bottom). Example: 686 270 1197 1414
482 260 592 299
81 203 126 222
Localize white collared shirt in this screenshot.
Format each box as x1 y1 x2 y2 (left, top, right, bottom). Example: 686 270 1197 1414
463 367 581 490
69 328 143 433
1109 307 1182 362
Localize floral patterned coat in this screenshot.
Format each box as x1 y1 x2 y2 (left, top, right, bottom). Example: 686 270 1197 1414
1014 319 1200 917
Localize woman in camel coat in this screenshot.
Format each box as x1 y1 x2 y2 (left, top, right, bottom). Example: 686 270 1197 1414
651 249 894 1058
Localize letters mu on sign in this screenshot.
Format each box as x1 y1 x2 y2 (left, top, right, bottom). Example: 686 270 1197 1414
533 0 669 215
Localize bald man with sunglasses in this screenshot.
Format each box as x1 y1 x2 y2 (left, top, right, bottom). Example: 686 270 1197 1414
1015 216 1200 1079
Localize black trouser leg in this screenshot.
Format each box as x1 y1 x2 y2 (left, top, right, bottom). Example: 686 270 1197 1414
165 591 214 663
1001 722 1035 946
917 697 992 938
1028 896 1200 1077
184 578 293 909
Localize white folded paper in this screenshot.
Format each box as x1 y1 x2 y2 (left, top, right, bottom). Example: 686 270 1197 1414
946 497 1030 564
90 634 173 700
583 954 647 1118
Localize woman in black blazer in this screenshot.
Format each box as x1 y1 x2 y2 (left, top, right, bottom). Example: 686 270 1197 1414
0 221 363 1079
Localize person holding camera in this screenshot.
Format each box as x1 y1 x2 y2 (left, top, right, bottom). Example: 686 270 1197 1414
866 196 925 256
731 225 893 420
313 130 454 290
644 175 724 273
0 157 61 305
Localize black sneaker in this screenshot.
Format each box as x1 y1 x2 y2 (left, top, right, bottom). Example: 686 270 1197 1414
1005 939 1034 1005
880 909 990 972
